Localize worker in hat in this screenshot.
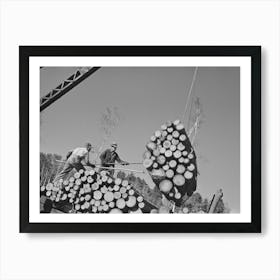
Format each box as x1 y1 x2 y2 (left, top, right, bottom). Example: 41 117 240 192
99 142 129 177
54 142 95 184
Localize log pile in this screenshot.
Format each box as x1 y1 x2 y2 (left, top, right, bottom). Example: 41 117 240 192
40 169 155 213
143 119 197 206
129 176 163 209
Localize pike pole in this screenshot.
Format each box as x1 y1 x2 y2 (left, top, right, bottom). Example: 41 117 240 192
98 166 145 174
55 160 144 174
55 160 142 165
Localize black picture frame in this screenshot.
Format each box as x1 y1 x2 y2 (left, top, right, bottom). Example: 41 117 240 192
19 46 261 233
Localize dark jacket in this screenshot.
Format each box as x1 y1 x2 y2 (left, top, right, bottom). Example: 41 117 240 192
100 149 124 168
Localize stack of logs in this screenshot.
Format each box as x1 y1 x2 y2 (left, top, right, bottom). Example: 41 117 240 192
143 119 197 206
40 169 156 213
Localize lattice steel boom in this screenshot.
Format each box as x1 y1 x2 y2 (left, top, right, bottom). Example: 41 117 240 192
40 67 101 112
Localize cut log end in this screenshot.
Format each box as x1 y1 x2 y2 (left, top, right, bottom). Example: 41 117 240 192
173 174 185 187
159 179 173 193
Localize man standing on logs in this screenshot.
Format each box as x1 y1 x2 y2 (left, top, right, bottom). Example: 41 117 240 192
54 142 95 184
100 142 129 177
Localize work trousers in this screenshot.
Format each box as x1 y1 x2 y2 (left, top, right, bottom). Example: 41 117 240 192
54 162 85 183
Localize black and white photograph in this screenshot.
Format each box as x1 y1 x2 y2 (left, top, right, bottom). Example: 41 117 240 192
20 46 261 232
40 66 239 215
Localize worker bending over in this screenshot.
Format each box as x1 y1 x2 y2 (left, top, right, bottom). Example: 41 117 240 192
54 142 95 184
100 142 129 177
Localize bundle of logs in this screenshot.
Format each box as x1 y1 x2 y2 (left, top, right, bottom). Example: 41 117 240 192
143 119 197 206
40 169 156 213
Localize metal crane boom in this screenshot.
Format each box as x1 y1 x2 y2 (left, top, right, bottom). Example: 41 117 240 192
40 67 101 112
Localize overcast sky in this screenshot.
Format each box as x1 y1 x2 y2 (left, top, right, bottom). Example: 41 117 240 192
40 66 240 212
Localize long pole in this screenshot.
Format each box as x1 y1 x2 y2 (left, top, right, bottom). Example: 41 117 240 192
98 166 145 174
55 160 144 173
55 160 142 165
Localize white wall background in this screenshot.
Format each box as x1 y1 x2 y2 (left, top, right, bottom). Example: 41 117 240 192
0 0 279 279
